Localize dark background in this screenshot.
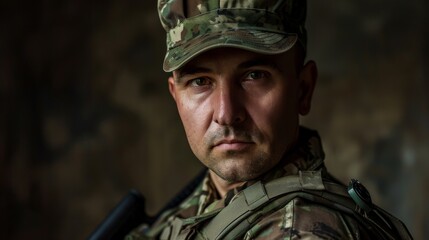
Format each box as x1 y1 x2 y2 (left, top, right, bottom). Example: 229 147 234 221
1 0 428 239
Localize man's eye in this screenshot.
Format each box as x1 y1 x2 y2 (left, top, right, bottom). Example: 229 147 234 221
189 78 210 87
245 71 267 80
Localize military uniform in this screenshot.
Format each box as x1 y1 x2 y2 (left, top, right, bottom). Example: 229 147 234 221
126 128 411 239
124 0 413 239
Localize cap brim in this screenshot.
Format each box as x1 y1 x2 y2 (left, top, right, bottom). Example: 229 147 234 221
163 29 298 72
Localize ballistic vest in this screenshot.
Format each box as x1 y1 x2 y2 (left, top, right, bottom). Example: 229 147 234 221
159 170 412 240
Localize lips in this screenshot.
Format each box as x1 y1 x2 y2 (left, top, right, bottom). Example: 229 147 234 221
212 139 254 151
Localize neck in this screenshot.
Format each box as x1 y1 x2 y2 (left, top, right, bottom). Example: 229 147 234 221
209 171 245 198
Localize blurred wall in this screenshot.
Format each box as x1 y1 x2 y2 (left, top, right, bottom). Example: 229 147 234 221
1 0 427 239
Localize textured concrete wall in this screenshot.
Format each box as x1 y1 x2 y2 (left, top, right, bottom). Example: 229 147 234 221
1 0 427 239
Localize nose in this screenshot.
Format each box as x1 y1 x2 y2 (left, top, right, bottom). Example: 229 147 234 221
213 83 246 126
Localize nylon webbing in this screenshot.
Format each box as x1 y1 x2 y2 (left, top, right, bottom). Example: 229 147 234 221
199 170 413 240
201 170 327 239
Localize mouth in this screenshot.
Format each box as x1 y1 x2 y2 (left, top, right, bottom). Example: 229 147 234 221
212 139 254 151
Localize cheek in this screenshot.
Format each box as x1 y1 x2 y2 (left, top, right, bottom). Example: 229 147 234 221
176 96 211 152
248 87 299 142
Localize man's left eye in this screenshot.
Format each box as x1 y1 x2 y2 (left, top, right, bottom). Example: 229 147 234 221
245 71 267 80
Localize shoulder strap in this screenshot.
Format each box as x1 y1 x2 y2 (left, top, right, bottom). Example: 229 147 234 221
200 171 326 239
199 170 412 240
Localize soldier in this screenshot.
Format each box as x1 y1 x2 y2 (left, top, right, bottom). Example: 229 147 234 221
127 0 413 239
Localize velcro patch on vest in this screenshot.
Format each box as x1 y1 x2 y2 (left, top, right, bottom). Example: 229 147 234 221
299 171 325 190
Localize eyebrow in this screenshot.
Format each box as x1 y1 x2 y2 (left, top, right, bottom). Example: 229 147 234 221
237 57 283 73
175 66 213 83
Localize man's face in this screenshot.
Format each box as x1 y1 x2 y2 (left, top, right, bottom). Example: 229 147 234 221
168 47 316 183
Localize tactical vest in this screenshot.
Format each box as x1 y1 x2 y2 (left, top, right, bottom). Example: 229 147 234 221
157 170 412 240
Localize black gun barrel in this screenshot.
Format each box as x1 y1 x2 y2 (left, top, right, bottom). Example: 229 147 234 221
88 169 207 239
88 189 154 240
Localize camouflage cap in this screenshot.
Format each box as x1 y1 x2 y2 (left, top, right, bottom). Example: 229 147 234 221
158 0 307 72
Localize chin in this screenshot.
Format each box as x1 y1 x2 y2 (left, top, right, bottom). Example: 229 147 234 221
210 158 268 183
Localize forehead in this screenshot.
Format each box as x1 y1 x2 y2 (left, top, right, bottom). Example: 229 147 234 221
175 47 297 75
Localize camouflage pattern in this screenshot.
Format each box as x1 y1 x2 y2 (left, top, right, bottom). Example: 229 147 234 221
125 127 373 239
157 0 307 72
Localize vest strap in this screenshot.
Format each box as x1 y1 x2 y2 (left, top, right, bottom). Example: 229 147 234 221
202 170 327 239
200 170 412 240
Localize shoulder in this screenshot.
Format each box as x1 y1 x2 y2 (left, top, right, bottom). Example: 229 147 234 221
244 196 370 240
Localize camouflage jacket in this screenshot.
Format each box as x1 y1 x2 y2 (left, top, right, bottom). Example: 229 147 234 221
125 127 402 239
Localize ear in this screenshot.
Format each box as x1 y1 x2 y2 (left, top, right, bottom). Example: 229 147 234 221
168 76 177 101
298 60 317 116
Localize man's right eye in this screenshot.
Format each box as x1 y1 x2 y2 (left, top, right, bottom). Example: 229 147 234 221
189 78 210 87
